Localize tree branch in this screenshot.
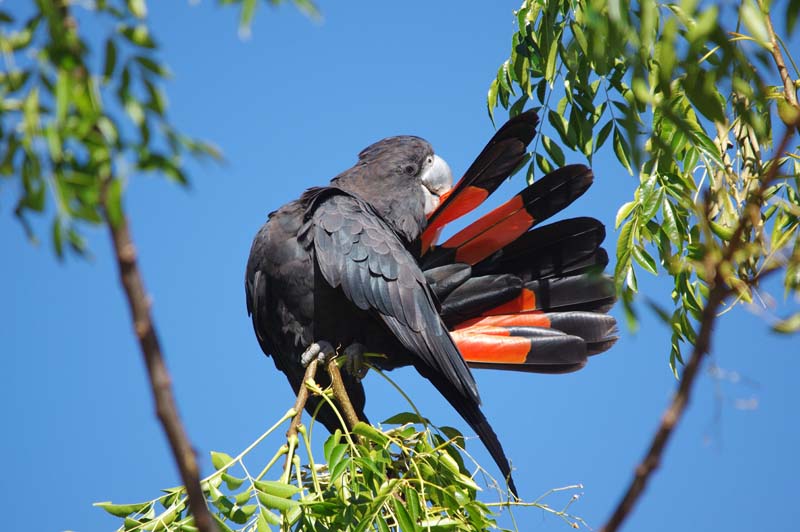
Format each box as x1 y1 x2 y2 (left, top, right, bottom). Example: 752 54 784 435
104 212 217 532
286 359 319 441
45 3 217 530
762 8 799 109
601 126 796 532
326 358 362 432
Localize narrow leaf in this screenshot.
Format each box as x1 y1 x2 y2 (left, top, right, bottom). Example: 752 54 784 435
773 312 800 334
103 38 117 82
210 451 234 470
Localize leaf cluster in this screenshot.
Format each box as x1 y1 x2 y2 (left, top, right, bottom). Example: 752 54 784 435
490 0 800 372
216 0 320 36
0 1 219 257
96 372 587 532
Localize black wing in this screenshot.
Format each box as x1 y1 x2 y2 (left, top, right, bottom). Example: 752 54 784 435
310 190 480 405
245 200 368 432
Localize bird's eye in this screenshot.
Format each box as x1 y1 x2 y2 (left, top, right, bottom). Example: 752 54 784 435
404 164 416 175
426 156 433 165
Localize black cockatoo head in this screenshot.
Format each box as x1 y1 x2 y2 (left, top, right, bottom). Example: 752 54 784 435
331 136 453 241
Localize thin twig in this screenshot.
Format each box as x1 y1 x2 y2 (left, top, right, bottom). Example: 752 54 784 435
103 212 217 532
762 7 799 109
326 357 362 432
283 359 319 478
286 359 319 441
601 126 796 532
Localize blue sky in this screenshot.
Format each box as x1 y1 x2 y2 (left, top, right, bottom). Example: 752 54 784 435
2 1 799 531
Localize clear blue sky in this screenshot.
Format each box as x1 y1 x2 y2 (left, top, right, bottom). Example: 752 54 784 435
2 2 798 531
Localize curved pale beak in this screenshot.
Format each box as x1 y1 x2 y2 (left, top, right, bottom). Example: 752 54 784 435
420 154 453 216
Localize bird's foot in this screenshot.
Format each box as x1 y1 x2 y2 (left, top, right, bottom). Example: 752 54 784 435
300 341 335 367
343 342 369 381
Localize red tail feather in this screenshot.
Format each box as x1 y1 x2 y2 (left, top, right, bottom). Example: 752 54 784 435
421 110 539 252
453 312 551 330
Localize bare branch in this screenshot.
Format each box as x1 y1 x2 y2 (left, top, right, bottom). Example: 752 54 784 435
601 126 796 532
104 212 218 532
44 3 217 530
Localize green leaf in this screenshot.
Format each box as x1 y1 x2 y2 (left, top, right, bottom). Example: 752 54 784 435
253 480 301 499
487 79 499 124
544 40 559 82
119 24 157 48
595 119 614 151
382 412 428 425
509 93 528 117
144 79 166 115
375 515 391 532
127 0 147 18
55 68 69 123
392 497 418 532
65 226 86 254
52 217 64 258
212 514 236 532
710 221 735 241
256 491 300 512
740 0 770 48
497 61 513 95
626 263 639 292
777 96 800 127
210 451 234 470
353 422 390 446
103 38 117 83
257 511 276 531
535 152 554 174
439 425 464 443
325 440 347 470
135 55 170 78
773 312 800 334
231 504 258 524
123 516 143 530
547 110 570 146
616 219 636 292
123 97 145 126
542 135 565 166
240 0 258 33
403 485 421 521
221 473 245 490
683 69 725 123
788 0 800 33
632 245 658 275
615 201 636 229
613 127 632 174
661 198 681 244
94 501 151 518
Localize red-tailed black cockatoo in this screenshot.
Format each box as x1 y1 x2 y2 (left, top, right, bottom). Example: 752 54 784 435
245 110 617 495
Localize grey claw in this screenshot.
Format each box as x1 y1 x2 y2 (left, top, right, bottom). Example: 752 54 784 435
300 341 335 367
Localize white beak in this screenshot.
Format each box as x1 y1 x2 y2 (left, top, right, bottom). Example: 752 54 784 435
420 154 453 216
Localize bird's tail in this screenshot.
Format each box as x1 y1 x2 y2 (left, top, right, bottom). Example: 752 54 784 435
422 113 617 374
414 362 519 497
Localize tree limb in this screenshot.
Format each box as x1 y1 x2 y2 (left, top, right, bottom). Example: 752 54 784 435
601 126 796 532
104 212 217 532
45 3 217 530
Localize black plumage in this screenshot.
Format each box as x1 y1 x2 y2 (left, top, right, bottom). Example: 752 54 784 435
246 111 619 498
245 135 518 494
